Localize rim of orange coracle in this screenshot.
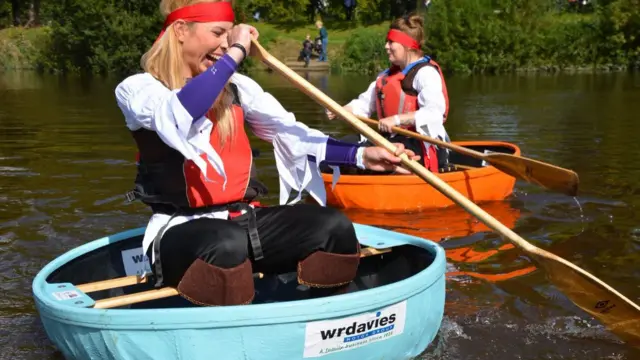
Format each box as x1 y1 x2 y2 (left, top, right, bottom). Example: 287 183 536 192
320 141 522 184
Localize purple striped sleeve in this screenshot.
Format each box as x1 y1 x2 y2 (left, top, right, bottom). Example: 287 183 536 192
176 54 238 122
322 137 360 166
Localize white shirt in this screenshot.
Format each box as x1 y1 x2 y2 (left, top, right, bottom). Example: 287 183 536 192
115 72 341 263
345 65 450 146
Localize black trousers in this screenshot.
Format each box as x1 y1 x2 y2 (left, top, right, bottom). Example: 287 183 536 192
148 203 360 289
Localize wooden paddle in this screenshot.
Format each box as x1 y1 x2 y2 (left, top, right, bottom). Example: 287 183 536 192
249 38 640 346
354 115 579 196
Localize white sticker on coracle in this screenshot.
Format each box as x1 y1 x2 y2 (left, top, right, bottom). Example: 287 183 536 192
303 300 407 358
52 290 80 301
121 248 151 276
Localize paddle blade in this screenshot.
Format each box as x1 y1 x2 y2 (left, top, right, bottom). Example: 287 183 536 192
486 153 579 197
530 251 640 346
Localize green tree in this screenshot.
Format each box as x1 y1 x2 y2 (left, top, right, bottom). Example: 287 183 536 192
44 0 162 74
595 0 640 67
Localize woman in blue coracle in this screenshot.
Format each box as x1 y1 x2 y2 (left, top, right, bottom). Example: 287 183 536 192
115 0 419 306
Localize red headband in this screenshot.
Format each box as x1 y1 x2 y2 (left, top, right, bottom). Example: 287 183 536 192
156 2 235 42
386 29 420 50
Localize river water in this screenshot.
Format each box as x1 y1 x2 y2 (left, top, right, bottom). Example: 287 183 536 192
1 69 640 359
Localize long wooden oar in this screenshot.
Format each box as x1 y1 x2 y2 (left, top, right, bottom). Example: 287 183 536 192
355 115 579 196
250 38 640 346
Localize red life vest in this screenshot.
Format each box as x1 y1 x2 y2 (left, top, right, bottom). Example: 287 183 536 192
186 105 252 207
374 57 449 172
127 84 266 212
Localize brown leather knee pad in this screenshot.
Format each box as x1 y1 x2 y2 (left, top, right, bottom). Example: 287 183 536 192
176 258 255 306
297 245 361 288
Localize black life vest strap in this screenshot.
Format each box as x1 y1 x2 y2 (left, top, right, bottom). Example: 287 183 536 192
229 202 263 261
150 213 177 288
400 60 436 96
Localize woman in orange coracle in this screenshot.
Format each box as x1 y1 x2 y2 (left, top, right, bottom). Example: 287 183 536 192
115 0 420 306
327 13 451 173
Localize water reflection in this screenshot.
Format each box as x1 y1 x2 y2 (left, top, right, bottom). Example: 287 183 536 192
344 201 536 283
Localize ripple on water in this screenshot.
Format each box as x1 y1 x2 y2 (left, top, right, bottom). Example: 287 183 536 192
0 314 63 359
0 166 39 177
421 311 636 360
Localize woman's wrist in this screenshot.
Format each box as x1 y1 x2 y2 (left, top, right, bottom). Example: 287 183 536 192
226 45 246 64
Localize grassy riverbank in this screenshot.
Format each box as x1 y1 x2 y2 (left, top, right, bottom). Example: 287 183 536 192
250 20 390 60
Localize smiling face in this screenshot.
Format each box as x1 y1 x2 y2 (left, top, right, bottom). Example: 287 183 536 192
173 20 233 76
385 40 408 66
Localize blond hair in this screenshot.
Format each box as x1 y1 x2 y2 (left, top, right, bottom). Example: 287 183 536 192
141 0 236 146
390 13 425 53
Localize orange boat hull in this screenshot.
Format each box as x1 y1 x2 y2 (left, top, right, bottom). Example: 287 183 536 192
321 141 520 212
